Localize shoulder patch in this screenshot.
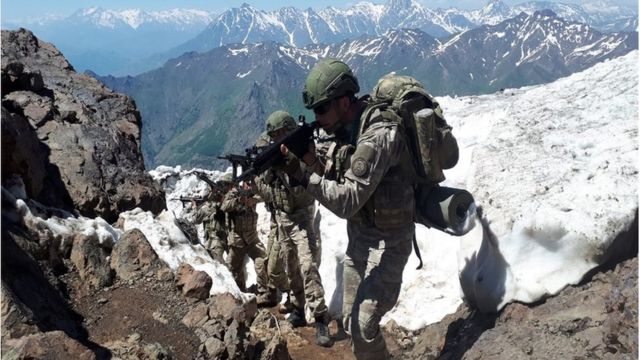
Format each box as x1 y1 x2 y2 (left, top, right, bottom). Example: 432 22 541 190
350 143 376 178
352 157 368 177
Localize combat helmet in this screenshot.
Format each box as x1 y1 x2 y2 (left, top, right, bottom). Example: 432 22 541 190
302 58 360 110
218 172 233 184
266 110 297 136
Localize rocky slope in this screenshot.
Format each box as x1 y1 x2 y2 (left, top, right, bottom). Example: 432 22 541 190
1 26 636 360
2 28 165 222
394 252 638 359
2 191 636 359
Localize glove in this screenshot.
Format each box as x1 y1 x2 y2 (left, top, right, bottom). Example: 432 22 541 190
283 151 311 187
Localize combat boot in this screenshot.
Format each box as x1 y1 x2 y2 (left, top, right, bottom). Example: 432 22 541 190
257 289 278 308
314 316 333 347
278 292 294 314
287 307 307 328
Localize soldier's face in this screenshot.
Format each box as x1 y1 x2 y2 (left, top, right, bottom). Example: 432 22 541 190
314 96 346 134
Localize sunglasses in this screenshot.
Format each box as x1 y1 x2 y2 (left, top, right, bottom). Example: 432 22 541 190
313 99 334 115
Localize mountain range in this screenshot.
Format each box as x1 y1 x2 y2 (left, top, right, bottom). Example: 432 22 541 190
2 8 215 76
96 10 637 168
4 0 637 75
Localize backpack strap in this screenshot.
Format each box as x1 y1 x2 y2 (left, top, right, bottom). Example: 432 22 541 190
359 102 404 137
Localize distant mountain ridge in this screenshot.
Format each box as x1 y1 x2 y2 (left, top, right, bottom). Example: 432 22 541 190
2 8 215 76
4 0 636 75
169 0 638 58
96 10 638 168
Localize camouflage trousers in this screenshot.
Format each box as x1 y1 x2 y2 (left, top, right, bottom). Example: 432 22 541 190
276 205 327 319
227 227 269 295
343 222 414 360
266 216 290 293
267 206 322 293
203 224 227 263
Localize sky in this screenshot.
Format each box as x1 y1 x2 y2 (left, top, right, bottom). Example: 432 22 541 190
9 49 637 331
2 0 638 22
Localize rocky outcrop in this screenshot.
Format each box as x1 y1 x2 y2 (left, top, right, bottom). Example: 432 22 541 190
389 256 638 359
182 292 258 359
1 28 165 222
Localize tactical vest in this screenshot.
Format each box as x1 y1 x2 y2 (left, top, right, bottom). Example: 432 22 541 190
351 106 417 230
315 127 355 183
268 172 315 214
228 208 257 233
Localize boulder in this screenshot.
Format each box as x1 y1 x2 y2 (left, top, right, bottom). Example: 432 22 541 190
1 28 165 222
70 233 114 289
181 292 258 359
259 334 290 360
176 263 212 301
1 331 96 360
110 229 171 281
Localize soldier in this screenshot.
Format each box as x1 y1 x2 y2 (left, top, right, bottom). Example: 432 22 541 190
255 131 293 312
221 179 276 307
201 173 233 263
253 110 332 348
283 59 416 359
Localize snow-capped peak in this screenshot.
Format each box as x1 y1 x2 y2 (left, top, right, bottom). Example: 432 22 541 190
68 7 214 30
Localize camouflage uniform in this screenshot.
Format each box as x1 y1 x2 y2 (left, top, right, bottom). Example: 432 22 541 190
192 176 232 263
200 201 228 262
254 168 326 319
299 58 416 359
220 187 270 299
255 131 291 295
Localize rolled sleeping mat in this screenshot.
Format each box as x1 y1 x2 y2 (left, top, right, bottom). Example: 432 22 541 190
418 186 476 236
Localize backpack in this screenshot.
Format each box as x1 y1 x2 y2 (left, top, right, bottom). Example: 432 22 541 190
367 75 475 268
370 74 459 184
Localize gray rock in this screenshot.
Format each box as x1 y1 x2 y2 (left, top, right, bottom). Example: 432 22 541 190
209 292 257 326
204 337 226 358
3 90 55 127
70 233 114 289
259 333 290 360
110 229 169 281
1 330 96 360
181 302 209 328
1 28 165 222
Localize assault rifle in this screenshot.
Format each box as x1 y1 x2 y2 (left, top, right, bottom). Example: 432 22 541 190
217 146 260 181
234 117 318 182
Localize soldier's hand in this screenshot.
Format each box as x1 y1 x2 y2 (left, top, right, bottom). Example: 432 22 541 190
281 143 317 167
280 144 290 157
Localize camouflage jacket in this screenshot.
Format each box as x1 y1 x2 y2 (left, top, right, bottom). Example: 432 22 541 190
254 168 314 216
308 108 415 231
220 187 258 233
